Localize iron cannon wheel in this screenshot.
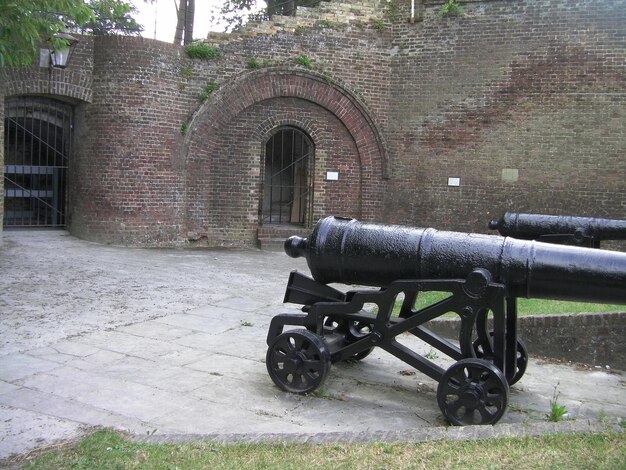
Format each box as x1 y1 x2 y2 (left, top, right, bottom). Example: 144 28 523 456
437 358 509 426
473 332 529 385
266 329 331 394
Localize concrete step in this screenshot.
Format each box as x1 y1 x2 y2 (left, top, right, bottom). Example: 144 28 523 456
258 225 309 251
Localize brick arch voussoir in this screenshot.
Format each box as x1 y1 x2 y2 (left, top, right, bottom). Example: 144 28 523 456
254 116 319 144
2 69 92 104
186 66 388 179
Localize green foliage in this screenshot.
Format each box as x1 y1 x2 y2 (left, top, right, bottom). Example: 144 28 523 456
70 0 143 36
199 82 220 101
0 0 142 67
180 121 189 136
245 58 272 69
179 65 194 79
424 348 439 360
547 384 568 422
0 0 94 67
246 58 261 69
369 18 385 32
212 0 267 33
185 42 221 60
294 55 312 68
384 0 401 21
440 0 464 18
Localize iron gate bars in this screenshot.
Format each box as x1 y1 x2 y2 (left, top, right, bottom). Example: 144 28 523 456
3 96 73 227
262 127 313 226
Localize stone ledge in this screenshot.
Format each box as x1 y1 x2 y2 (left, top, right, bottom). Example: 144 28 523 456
427 311 626 371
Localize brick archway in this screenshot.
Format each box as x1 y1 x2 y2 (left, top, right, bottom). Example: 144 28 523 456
185 67 388 229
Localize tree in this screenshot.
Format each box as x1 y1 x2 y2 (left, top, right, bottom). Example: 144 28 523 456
0 0 144 68
0 0 94 67
70 0 143 36
174 0 195 45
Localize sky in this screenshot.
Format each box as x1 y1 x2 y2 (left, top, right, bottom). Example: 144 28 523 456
130 0 224 43
130 0 265 43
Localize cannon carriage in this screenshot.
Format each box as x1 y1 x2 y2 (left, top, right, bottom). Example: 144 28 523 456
265 216 626 425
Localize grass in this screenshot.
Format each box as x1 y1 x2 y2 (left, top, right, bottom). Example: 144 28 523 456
406 291 625 317
20 429 626 469
185 42 220 60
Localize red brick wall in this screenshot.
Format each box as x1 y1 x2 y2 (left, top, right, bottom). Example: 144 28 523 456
386 0 626 231
68 36 191 245
2 0 624 247
185 68 388 246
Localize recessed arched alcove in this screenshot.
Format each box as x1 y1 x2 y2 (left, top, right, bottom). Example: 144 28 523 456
184 66 389 246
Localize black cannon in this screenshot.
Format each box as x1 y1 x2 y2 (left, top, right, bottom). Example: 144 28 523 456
265 216 626 426
488 212 626 248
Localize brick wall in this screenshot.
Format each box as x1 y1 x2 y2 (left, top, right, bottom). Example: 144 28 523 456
1 0 624 247
427 311 626 371
185 66 389 246
69 36 191 245
386 0 626 231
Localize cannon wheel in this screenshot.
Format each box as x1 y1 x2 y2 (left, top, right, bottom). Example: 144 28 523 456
437 358 509 426
266 329 331 394
473 333 529 386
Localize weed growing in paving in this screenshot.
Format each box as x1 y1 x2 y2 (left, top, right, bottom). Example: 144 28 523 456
547 383 568 422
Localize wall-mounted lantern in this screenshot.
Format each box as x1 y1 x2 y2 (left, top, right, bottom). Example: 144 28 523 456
40 32 79 69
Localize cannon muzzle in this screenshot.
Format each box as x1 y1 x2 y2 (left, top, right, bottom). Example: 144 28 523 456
488 212 626 247
285 216 626 304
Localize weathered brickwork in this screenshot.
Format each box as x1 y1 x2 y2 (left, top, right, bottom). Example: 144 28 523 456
184 67 388 245
387 0 626 231
69 37 191 245
1 0 624 247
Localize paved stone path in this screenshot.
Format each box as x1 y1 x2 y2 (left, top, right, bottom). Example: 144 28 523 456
0 231 624 463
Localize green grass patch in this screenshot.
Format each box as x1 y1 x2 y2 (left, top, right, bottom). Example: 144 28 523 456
21 430 626 469
185 42 220 60
405 291 625 317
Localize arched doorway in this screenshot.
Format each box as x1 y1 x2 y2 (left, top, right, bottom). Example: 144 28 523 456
262 127 314 226
3 97 73 227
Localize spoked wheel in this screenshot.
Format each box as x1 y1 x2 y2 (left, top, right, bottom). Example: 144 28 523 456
437 358 509 426
266 329 331 394
473 332 529 385
324 317 374 361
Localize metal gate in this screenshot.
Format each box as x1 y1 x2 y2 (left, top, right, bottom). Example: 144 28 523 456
262 127 313 226
3 97 72 227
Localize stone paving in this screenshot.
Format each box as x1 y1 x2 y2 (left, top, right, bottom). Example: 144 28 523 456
0 231 624 463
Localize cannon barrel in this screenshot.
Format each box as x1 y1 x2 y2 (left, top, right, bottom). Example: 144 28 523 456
285 216 626 304
488 212 626 246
